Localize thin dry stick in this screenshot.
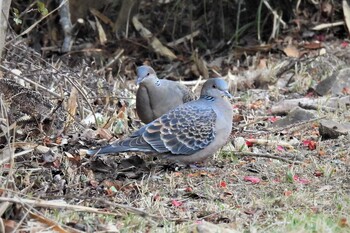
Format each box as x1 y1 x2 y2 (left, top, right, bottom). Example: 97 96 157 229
0 201 11 219
246 138 294 149
132 14 177 60
167 30 200 47
97 49 124 73
12 197 84 233
263 0 287 28
0 196 168 221
179 79 206 86
268 116 326 134
0 149 34 166
312 21 344 30
29 212 81 233
190 75 203 92
233 151 303 164
59 73 99 126
241 117 325 136
92 197 186 223
0 218 4 233
11 204 34 233
0 196 120 216
94 198 160 220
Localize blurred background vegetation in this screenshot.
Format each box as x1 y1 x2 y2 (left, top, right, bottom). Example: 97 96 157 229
5 0 346 55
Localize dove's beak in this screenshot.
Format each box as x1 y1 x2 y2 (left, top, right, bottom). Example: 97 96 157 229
223 90 232 99
136 77 143 85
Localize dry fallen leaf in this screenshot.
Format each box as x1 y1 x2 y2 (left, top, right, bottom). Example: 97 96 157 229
96 128 113 140
66 87 78 128
243 176 261 184
3 219 18 233
321 2 333 18
171 199 183 207
257 58 267 69
303 42 323 49
30 212 70 233
283 45 300 58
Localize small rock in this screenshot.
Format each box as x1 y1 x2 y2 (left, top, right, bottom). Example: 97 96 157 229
319 119 350 139
315 68 350 96
233 137 248 151
195 221 240 233
271 107 317 128
35 145 51 154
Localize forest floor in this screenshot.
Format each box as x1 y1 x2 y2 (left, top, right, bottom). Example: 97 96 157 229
1 11 350 233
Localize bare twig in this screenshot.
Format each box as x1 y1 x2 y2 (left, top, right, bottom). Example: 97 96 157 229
233 151 303 164
241 117 326 137
0 148 34 166
312 21 345 30
0 196 121 216
267 117 326 135
97 49 124 73
190 75 203 92
179 79 206 86
132 14 177 60
271 96 350 115
0 218 4 233
167 30 200 47
263 0 287 28
246 138 294 149
29 212 81 233
0 194 190 224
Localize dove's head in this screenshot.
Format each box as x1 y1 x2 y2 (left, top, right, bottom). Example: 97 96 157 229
201 78 232 99
136 65 157 85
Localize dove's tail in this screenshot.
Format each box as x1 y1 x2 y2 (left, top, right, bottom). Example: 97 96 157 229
87 136 155 155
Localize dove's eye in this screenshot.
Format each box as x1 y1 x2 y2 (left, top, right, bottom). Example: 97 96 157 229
213 84 217 88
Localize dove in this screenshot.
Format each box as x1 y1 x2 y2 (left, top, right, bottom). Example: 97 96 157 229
136 65 195 124
88 78 233 164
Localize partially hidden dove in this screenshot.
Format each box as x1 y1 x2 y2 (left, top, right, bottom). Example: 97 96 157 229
87 78 233 164
136 65 195 124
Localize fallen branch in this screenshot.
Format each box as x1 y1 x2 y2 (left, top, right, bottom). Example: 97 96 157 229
268 117 325 134
0 195 169 221
246 138 294 149
0 196 119 215
97 49 124 73
239 117 325 139
263 0 287 28
271 96 350 115
132 15 177 60
0 148 34 166
179 79 206 86
167 30 200 47
312 21 344 30
233 151 303 164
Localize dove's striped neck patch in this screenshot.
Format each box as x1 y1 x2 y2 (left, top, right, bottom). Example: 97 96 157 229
155 79 161 86
201 95 215 101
